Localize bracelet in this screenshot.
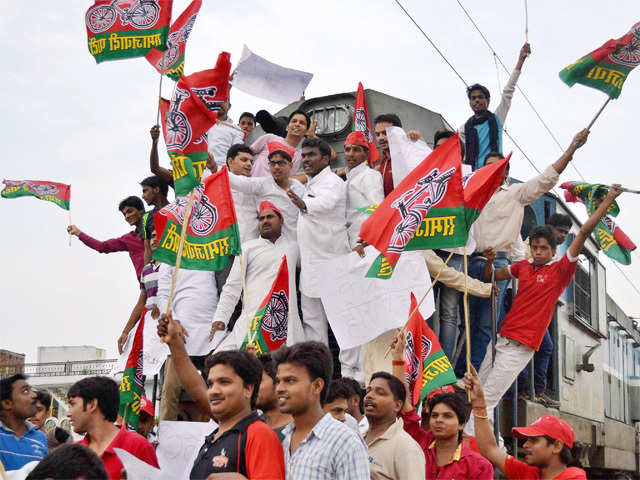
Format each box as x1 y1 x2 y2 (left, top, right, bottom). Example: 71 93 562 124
474 412 489 419
472 405 487 410
392 360 405 366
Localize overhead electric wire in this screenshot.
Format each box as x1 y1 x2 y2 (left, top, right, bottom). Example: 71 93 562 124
392 0 640 300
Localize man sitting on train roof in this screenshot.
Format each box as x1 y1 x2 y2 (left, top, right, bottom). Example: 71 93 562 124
465 367 587 480
460 42 531 171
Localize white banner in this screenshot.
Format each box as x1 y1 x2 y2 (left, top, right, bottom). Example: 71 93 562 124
157 420 217 480
233 45 313 104
387 126 431 188
114 448 170 480
317 246 434 350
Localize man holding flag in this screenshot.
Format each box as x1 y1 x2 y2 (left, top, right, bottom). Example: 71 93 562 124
213 201 303 351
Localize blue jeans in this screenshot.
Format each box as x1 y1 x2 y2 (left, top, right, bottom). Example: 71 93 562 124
436 252 464 361
518 329 553 394
454 256 510 377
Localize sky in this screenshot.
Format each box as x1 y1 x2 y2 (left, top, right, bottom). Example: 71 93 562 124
2 1 640 363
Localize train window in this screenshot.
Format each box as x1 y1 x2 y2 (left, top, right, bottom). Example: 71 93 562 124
307 105 352 136
574 256 593 325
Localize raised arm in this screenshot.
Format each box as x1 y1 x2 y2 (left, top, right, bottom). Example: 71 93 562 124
568 184 623 258
495 42 530 124
157 311 211 417
390 331 414 413
149 125 173 184
70 228 128 254
551 129 589 176
464 366 507 473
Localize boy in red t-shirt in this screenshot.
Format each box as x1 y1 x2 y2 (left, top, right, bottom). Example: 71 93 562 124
464 368 586 479
465 184 623 437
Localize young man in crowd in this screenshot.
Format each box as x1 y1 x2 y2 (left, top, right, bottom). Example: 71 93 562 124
340 377 369 435
273 341 370 478
227 141 305 241
466 185 624 436
136 397 155 441
224 144 259 242
156 314 285 479
139 175 169 262
67 196 146 281
373 113 403 197
207 99 246 169
461 42 531 170
465 366 586 479
364 372 426 480
67 376 157 480
213 201 303 349
250 110 310 176
256 353 292 438
28 389 52 431
25 444 108 480
322 380 359 432
0 375 47 471
238 111 256 135
456 128 590 377
286 138 354 375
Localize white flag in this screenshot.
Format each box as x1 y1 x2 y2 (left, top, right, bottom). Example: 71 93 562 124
233 45 313 104
387 126 431 187
316 246 434 350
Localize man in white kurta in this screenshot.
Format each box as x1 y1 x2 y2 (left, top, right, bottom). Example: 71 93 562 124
287 138 352 372
214 201 303 350
224 144 259 242
227 141 304 242
207 101 245 168
344 132 385 248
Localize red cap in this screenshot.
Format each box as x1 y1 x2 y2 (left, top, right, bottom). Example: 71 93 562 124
259 201 283 221
512 415 575 448
344 131 369 148
426 384 456 400
267 141 296 161
139 396 154 417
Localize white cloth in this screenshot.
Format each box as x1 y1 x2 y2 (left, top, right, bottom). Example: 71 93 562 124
301 293 329 345
233 45 313 105
345 162 384 248
230 184 259 242
297 166 350 297
464 335 534 437
214 236 303 350
387 126 432 188
207 119 245 167
227 172 304 241
358 416 369 436
156 263 218 356
340 346 364 385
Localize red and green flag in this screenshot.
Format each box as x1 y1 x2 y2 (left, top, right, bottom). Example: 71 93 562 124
353 82 379 167
241 256 290 354
163 51 231 155
153 166 240 271
1 179 70 210
561 181 636 265
559 21 640 98
146 0 202 80
404 293 456 407
118 308 146 431
85 0 173 64
359 133 508 269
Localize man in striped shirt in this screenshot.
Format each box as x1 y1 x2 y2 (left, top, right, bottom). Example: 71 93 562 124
273 342 370 479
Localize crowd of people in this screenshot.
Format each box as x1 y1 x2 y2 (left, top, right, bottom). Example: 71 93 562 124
0 40 625 479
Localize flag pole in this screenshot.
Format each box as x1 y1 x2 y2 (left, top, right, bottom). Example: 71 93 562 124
164 189 196 317
384 251 454 359
67 208 72 247
463 246 472 401
238 253 255 345
607 185 640 194
586 97 612 130
156 54 165 125
524 0 529 43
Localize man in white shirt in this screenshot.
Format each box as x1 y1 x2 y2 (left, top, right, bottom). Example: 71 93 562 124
213 201 303 350
344 132 384 248
225 144 259 242
286 139 351 361
227 141 305 241
207 100 245 168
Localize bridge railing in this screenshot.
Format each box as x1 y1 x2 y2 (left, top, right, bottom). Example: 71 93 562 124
0 359 117 379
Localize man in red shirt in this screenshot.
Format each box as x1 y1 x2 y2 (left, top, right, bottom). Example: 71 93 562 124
373 114 402 197
466 184 624 436
465 368 586 479
67 376 158 480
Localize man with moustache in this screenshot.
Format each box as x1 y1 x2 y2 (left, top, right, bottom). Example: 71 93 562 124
363 372 425 480
0 375 47 471
273 341 369 479
157 314 285 479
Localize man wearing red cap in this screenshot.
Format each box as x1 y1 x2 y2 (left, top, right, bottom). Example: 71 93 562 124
137 397 155 441
344 131 384 249
465 366 586 479
213 200 303 350
227 141 305 241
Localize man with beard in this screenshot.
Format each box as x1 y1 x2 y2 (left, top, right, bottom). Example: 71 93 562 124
363 372 425 480
157 313 285 479
465 367 586 479
256 353 292 439
273 341 369 479
67 376 157 480
0 375 47 471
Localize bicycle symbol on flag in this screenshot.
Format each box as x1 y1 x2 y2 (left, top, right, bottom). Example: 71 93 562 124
86 0 161 34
